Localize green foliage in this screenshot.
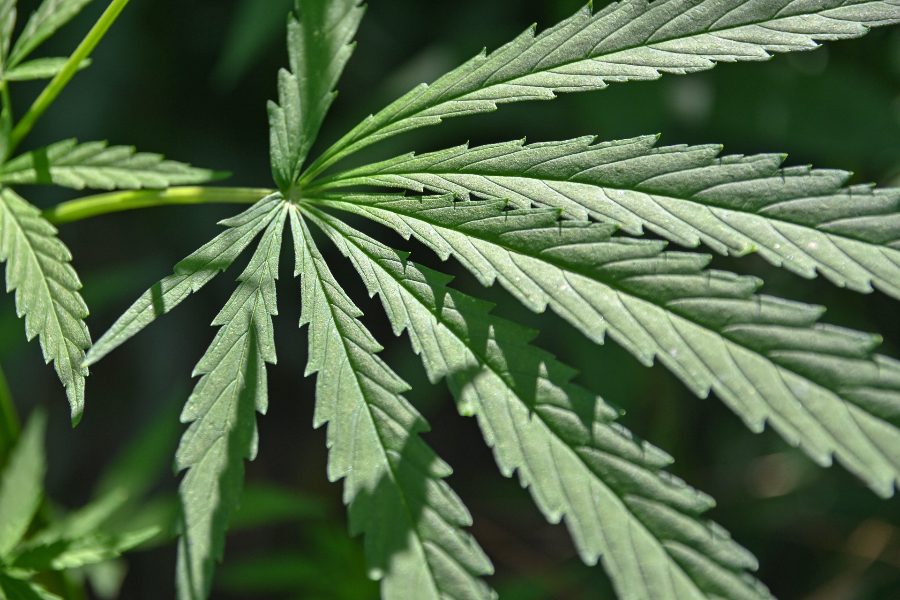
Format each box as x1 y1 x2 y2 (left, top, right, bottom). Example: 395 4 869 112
10 0 900 599
0 411 157 600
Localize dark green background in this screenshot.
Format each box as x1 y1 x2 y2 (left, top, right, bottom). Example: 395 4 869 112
3 0 900 598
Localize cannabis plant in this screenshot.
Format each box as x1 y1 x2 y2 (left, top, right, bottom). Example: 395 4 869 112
4 0 900 598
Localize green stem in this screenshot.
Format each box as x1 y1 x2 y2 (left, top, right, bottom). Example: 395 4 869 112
43 186 275 225
8 0 132 155
0 362 19 464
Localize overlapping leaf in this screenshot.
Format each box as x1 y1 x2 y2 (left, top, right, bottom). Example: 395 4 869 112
84 195 284 367
0 188 89 422
0 139 224 191
313 194 900 498
7 0 95 68
174 204 287 600
0 0 14 66
290 207 495 600
319 136 900 299
303 205 772 600
268 0 365 189
302 0 900 179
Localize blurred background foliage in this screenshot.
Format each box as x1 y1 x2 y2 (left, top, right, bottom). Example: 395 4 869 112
1 0 900 598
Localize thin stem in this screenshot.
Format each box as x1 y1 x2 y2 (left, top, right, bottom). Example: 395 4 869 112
43 186 275 225
8 0 132 155
0 362 20 464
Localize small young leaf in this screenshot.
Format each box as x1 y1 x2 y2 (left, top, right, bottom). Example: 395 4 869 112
84 194 284 367
320 136 900 300
0 410 46 559
0 188 89 422
317 194 900 498
0 574 61 600
303 0 900 179
290 207 496 600
305 206 772 600
5 57 90 81
268 0 365 190
8 0 95 68
175 205 287 600
0 139 226 190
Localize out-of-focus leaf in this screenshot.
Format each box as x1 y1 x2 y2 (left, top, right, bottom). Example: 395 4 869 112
0 410 46 559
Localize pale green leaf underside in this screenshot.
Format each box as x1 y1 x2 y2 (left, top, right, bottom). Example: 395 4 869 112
175 204 287 600
8 0 95 68
304 206 771 600
290 207 495 600
5 56 90 81
316 195 900 498
304 0 900 178
0 188 88 422
0 573 61 600
321 136 900 300
0 411 46 559
0 139 224 191
268 0 364 188
83 195 284 367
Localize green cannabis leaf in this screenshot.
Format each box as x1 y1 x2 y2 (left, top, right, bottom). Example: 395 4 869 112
0 189 89 422
291 206 496 600
268 0 364 190
0 0 223 420
81 0 900 599
317 136 900 299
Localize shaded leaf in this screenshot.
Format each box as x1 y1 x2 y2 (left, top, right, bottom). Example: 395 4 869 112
175 205 287 600
290 206 496 600
316 194 900 498
305 206 772 600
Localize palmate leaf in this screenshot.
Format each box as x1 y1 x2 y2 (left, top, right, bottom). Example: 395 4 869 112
313 194 900 498
175 203 287 600
0 188 89 422
302 0 900 179
83 195 284 367
319 136 900 300
7 0 95 68
0 139 225 191
303 206 772 600
289 206 495 600
268 0 365 189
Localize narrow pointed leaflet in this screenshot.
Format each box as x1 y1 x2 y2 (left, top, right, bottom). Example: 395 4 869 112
175 204 287 600
0 139 224 190
303 205 773 600
8 0 96 68
268 0 364 189
301 0 900 180
84 195 284 367
290 207 495 600
0 188 89 423
313 194 900 498
0 410 46 559
317 136 900 299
